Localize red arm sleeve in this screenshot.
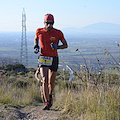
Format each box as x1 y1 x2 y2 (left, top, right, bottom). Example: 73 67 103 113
36 29 39 37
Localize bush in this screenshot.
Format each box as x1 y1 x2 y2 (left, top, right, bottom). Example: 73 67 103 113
5 63 28 73
14 80 28 88
14 64 25 69
5 64 14 71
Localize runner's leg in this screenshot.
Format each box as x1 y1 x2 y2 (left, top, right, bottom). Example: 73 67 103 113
40 67 49 102
40 85 45 103
48 69 57 95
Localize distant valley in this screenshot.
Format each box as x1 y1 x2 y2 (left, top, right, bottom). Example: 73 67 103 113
0 22 120 71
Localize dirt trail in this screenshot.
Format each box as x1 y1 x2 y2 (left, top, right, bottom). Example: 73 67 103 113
29 106 61 120
0 105 62 120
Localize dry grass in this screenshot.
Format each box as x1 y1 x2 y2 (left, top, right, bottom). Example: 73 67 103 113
0 72 42 107
0 70 120 120
55 76 120 120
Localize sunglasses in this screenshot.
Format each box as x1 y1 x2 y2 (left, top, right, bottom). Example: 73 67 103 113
45 22 54 25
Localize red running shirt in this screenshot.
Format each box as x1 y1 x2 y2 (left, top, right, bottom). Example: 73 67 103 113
36 28 65 57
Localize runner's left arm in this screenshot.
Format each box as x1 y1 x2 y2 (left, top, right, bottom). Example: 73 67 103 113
57 39 68 49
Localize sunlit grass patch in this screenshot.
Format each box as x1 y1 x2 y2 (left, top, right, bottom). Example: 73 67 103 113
0 74 42 107
55 83 120 120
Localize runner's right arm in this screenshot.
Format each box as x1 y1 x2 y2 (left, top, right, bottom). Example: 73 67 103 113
34 36 39 46
34 36 39 54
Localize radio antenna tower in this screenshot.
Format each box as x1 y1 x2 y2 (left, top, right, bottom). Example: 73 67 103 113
20 8 28 66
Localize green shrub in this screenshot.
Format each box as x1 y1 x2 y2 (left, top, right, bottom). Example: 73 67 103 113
14 80 28 88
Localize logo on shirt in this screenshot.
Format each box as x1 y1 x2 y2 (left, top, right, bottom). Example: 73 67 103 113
50 37 56 41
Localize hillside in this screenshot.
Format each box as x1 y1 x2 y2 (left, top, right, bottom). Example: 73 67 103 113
0 65 119 120
62 22 120 36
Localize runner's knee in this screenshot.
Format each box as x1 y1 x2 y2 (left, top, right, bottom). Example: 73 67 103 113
49 82 55 88
42 77 48 85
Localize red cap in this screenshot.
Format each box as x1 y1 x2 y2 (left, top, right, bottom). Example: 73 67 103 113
44 14 54 22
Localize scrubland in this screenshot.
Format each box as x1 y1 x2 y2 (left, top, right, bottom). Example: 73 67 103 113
0 68 119 120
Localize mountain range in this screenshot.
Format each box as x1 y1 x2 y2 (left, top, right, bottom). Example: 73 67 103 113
62 22 120 36
0 22 120 44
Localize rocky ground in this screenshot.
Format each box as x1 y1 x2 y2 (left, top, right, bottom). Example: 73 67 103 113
0 104 64 120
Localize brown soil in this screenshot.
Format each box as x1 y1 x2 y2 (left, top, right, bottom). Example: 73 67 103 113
0 105 62 120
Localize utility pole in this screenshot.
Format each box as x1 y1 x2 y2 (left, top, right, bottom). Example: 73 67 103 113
20 8 28 66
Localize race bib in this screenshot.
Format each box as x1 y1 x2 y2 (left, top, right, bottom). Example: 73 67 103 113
38 56 53 66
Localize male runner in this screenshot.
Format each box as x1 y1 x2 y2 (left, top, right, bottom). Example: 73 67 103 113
34 14 68 110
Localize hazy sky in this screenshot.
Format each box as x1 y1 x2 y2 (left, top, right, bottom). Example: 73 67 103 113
0 0 120 31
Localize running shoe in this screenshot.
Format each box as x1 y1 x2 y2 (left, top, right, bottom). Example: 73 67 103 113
42 101 50 110
49 95 53 108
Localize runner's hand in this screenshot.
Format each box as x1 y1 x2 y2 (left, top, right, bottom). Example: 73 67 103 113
50 43 58 50
34 45 39 54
